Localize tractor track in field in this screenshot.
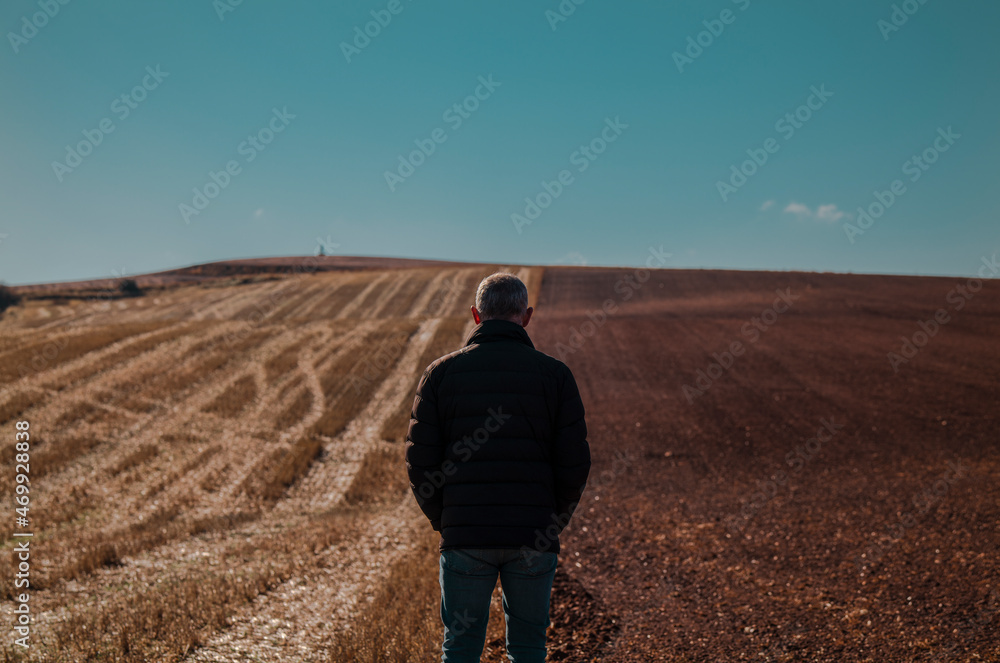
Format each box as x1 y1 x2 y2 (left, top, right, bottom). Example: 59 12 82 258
0 267 487 659
183 315 446 661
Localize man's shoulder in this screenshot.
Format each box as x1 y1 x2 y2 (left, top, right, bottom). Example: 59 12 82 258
421 345 473 381
529 347 575 379
422 339 575 383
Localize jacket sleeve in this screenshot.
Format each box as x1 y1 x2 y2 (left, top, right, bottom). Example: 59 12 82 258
552 366 591 525
405 365 445 530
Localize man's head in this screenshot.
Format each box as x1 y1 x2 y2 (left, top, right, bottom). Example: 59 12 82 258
471 272 533 327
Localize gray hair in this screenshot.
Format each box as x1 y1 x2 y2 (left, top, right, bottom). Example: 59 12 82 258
475 272 528 322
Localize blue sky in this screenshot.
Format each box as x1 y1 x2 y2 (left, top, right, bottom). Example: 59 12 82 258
1 0 998 285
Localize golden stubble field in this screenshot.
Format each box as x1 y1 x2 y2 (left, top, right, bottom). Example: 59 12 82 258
1 262 546 662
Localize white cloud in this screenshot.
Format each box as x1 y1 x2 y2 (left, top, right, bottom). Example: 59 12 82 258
783 201 812 216
782 201 849 222
760 200 775 211
815 204 847 222
254 208 265 218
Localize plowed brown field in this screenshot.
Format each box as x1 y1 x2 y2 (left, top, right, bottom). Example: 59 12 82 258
1 260 997 662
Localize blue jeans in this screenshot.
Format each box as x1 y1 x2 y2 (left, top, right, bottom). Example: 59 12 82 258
439 547 558 663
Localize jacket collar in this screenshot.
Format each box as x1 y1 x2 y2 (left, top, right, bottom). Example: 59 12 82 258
465 319 535 349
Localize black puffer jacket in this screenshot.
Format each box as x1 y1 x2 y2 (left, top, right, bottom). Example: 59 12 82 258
405 319 591 553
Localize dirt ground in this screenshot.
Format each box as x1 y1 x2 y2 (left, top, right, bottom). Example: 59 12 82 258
1 260 997 662
532 266 1000 662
